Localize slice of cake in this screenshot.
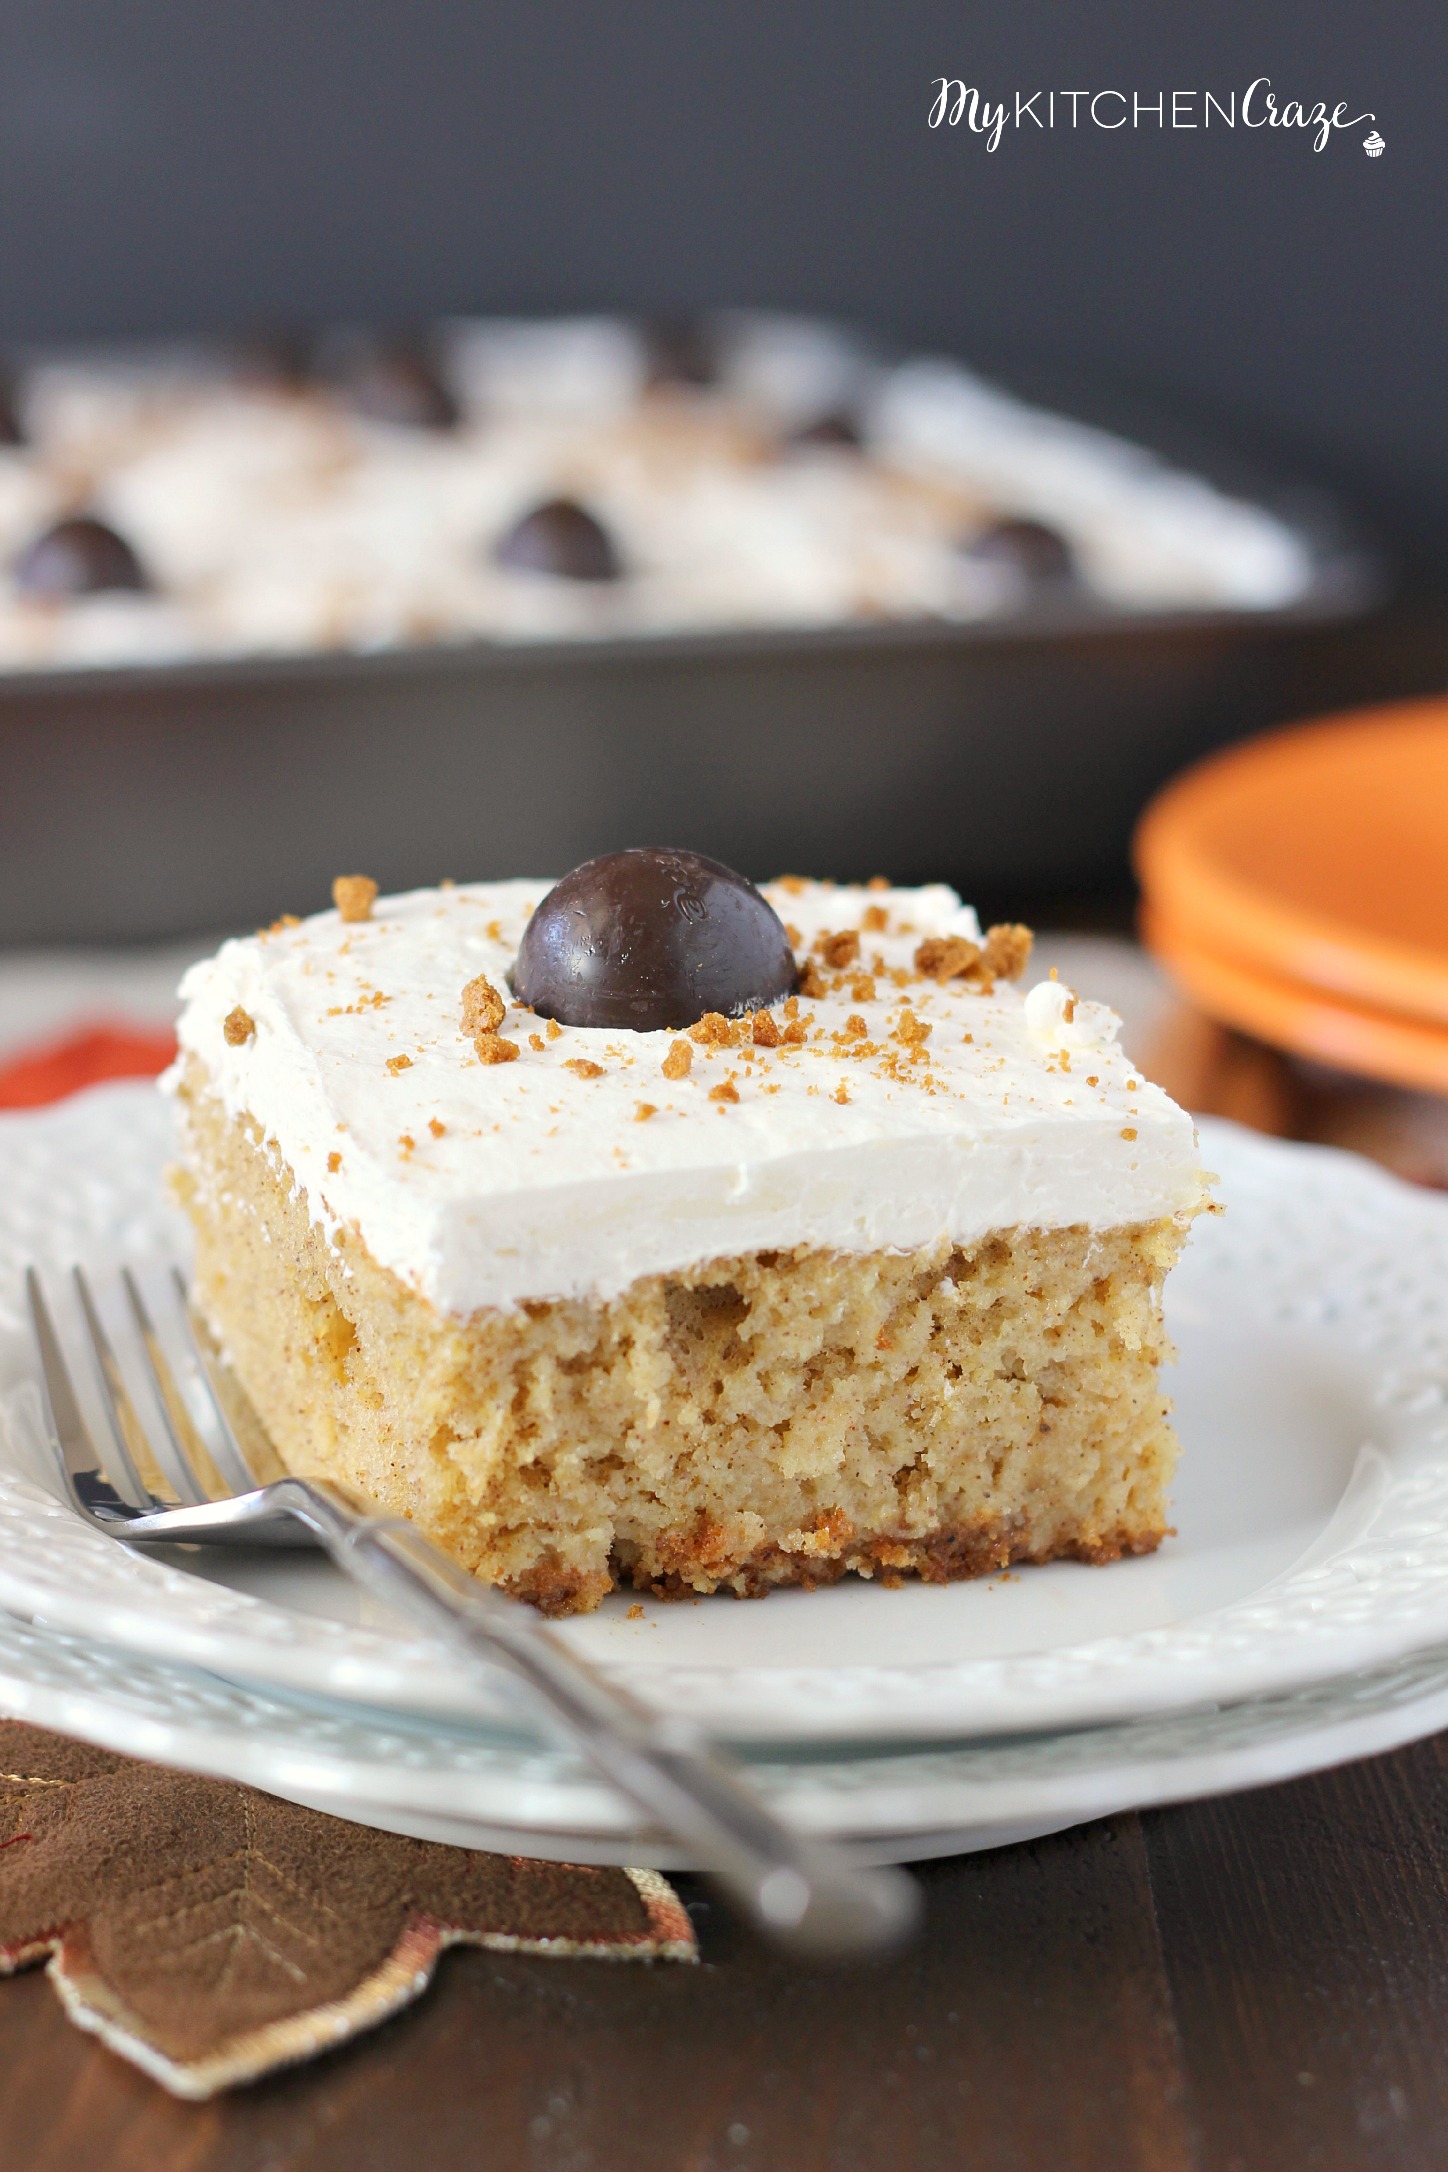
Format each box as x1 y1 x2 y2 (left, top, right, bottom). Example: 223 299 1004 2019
167 851 1209 1615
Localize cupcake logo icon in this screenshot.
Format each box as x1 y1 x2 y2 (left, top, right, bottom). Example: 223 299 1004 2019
1363 129 1385 157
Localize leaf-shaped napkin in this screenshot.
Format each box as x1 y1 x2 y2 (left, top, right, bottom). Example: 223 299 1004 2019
0 1721 693 2097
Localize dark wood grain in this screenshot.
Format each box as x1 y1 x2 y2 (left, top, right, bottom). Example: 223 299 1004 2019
1142 1735 1448 2172
0 1739 1442 2172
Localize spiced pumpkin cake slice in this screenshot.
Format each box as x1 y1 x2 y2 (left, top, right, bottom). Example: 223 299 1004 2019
166 849 1209 1615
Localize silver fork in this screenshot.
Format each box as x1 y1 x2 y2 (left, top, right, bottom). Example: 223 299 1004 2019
24 1264 918 1959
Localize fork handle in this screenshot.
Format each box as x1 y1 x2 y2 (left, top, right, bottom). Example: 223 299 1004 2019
291 1482 917 1959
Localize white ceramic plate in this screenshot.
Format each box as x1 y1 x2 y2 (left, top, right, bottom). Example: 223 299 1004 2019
3 1084 1448 1744
0 1603 1443 1866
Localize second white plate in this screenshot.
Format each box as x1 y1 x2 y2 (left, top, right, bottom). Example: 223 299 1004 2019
3 1086 1448 1744
0 1604 1442 1867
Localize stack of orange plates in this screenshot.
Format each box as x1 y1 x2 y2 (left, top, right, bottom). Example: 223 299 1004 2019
1134 699 1448 1094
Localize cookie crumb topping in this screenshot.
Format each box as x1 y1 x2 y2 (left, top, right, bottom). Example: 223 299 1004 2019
473 1033 520 1065
915 934 982 984
332 874 379 924
461 975 506 1039
983 923 1033 982
816 929 860 969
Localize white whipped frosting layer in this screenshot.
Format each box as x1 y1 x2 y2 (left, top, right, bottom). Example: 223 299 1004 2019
169 879 1207 1315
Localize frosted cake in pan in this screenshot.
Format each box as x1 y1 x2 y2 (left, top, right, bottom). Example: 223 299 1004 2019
0 314 1310 673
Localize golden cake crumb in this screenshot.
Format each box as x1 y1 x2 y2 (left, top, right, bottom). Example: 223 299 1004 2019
635 1102 658 1122
833 1081 851 1104
662 1040 693 1080
751 1009 781 1048
566 1059 605 1080
895 1008 931 1046
862 903 889 933
817 928 860 969
626 1603 645 1621
386 1054 412 1074
797 959 828 999
326 1150 342 1173
690 1012 737 1049
529 1033 545 1052
223 1006 255 1046
983 923 1034 981
915 934 982 983
462 980 518 1066
783 922 803 947
546 1018 562 1040
709 1079 740 1104
1122 1127 1138 1141
428 1117 446 1138
474 1033 520 1065
850 975 877 1002
776 874 808 895
332 874 379 924
461 974 506 1039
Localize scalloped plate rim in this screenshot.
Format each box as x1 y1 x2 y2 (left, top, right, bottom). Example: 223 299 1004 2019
0 1605 1443 1865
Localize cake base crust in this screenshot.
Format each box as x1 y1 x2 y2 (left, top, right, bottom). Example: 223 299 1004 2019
618 1517 1164 1606
175 1065 1187 1616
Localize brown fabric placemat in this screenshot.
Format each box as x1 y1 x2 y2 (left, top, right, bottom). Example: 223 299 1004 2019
0 1720 694 2098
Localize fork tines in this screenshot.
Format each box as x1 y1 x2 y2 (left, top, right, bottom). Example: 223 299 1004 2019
26 1265 257 1520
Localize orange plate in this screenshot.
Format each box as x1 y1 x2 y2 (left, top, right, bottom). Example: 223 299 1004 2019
1135 698 1448 1030
1144 905 1448 1094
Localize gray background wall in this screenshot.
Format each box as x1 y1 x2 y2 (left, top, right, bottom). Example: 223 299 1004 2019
0 0 1441 587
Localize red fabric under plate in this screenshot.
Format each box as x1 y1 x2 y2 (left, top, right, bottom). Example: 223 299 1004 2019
0 1025 178 1109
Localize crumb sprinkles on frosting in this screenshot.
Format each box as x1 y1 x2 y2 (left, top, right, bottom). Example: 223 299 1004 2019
167 875 1206 1313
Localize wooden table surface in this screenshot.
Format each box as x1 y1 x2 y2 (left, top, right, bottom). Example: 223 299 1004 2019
1 1733 1443 2172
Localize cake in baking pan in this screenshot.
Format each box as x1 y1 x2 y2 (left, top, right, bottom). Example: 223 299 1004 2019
0 314 1310 674
167 852 1208 1614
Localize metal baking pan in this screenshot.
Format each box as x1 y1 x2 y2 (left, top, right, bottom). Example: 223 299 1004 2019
0 440 1379 947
